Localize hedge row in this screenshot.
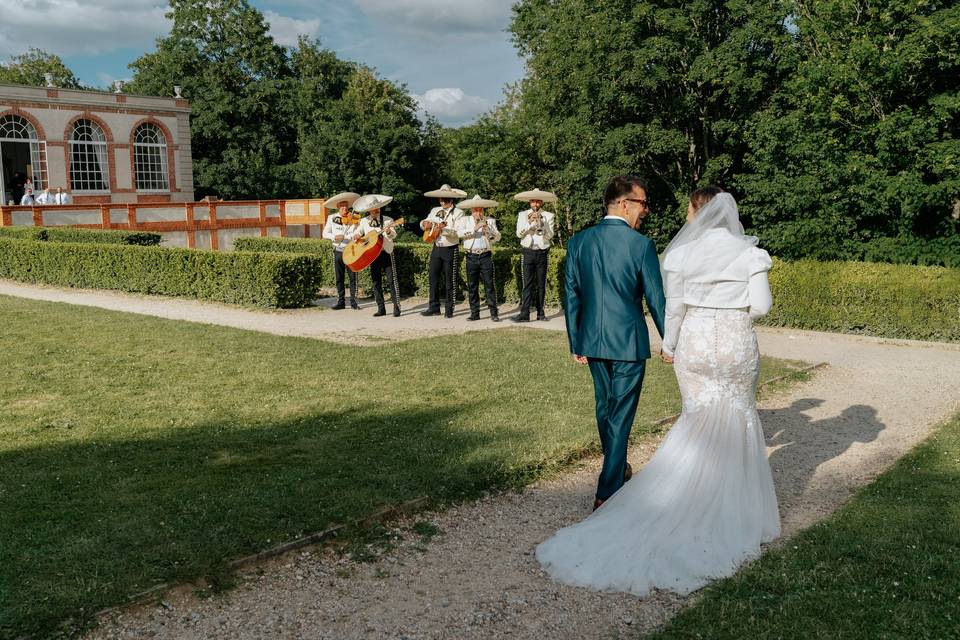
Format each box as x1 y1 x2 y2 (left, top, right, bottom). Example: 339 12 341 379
761 258 960 342
233 236 565 305
0 226 162 246
0 238 323 308
235 236 960 342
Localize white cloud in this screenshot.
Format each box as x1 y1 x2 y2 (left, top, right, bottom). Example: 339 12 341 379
0 1 170 57
263 10 322 48
414 87 490 125
352 0 513 35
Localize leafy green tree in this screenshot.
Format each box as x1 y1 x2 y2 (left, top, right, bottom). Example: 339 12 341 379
0 49 83 89
296 66 438 212
126 0 295 199
440 87 545 246
736 0 960 259
508 0 797 245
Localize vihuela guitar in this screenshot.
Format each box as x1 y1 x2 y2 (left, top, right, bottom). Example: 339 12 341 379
343 217 405 272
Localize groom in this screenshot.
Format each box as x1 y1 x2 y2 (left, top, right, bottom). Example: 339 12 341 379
564 175 666 510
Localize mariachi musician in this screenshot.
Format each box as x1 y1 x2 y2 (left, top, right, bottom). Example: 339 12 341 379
420 184 466 318
513 188 557 322
322 191 361 310
455 195 501 322
353 194 402 317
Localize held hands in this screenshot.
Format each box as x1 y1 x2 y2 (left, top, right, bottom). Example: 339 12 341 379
659 350 674 365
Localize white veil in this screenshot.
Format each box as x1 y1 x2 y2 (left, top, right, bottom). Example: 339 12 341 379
661 192 758 282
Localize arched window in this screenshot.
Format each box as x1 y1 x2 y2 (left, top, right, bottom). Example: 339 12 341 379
133 123 169 191
69 119 109 192
0 114 47 190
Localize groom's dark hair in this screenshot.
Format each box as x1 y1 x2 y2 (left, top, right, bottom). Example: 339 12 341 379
603 175 649 209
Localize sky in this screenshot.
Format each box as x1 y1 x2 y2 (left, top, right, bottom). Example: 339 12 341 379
0 0 527 127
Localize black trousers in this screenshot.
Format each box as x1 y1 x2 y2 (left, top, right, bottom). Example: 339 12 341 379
427 244 458 315
333 249 358 304
520 247 549 317
370 250 400 312
465 251 497 316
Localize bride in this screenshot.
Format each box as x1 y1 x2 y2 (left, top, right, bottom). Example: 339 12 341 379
536 187 780 596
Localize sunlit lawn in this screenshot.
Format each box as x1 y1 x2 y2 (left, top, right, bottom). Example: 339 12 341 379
0 295 808 638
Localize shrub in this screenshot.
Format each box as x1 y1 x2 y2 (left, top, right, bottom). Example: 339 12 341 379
0 226 162 246
233 236 566 305
0 238 323 308
762 258 960 342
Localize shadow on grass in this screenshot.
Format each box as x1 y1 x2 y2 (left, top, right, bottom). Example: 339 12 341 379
0 403 543 639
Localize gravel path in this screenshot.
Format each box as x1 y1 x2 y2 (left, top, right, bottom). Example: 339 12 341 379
3 280 958 640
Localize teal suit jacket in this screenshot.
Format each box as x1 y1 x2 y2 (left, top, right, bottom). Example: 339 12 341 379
564 218 666 361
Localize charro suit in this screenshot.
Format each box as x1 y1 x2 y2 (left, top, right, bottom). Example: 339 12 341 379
564 217 666 500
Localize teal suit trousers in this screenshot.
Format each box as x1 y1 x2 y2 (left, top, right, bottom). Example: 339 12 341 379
588 357 646 500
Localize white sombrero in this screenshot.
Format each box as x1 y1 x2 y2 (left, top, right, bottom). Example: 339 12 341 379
424 184 467 199
353 194 394 213
513 187 557 203
457 195 499 209
323 192 360 210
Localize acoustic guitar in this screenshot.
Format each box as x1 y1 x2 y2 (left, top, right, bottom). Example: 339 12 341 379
343 217 405 272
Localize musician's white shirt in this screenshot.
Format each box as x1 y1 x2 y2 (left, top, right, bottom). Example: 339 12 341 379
323 213 361 252
456 215 501 252
358 214 398 254
516 209 555 249
420 206 464 248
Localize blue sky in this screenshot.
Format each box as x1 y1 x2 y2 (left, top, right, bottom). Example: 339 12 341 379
0 0 526 126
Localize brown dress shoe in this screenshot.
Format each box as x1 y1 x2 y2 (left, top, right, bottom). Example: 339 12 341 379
624 463 633 482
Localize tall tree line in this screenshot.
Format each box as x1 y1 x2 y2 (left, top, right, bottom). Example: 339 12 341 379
446 0 959 254
4 0 957 258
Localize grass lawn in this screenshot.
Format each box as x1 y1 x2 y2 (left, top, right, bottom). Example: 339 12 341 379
0 295 808 638
644 412 960 640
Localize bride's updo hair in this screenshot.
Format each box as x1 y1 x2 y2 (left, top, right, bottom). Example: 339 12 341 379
689 186 724 212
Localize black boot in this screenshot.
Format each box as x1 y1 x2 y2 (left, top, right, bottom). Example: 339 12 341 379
373 308 387 317
332 300 346 310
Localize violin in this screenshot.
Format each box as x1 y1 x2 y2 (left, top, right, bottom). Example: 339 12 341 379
339 211 362 225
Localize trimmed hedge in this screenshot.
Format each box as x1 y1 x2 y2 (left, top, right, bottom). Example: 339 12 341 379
233 236 566 305
235 236 960 342
0 238 323 308
0 226 162 246
761 258 960 342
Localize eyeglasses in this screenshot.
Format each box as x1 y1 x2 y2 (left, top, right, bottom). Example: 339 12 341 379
620 198 648 208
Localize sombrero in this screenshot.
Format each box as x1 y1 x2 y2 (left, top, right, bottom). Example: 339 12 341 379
353 194 394 213
323 192 360 210
457 195 499 209
424 184 467 199
513 188 557 203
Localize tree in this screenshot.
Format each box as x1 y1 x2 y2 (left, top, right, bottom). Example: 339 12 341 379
736 0 960 259
0 49 83 89
508 0 797 245
440 86 544 246
296 66 439 211
126 0 295 199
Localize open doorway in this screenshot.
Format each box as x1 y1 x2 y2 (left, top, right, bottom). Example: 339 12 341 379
1 141 34 205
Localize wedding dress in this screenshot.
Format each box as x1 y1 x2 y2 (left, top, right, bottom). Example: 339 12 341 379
536 194 780 596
